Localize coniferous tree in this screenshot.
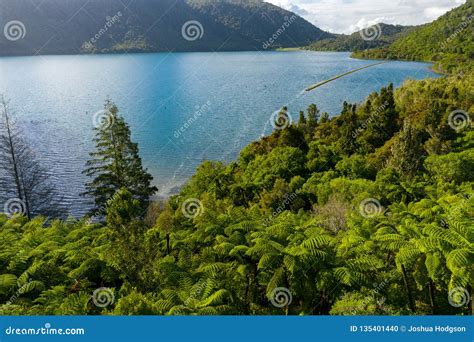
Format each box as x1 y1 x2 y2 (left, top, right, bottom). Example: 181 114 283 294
390 120 426 178
320 112 330 123
338 102 358 155
104 188 150 284
307 104 320 131
0 96 65 219
358 84 399 152
82 100 157 216
298 111 306 126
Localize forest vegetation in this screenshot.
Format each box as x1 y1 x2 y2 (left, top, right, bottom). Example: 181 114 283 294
0 0 331 56
0 71 472 315
0 0 472 317
352 0 473 74
307 24 415 52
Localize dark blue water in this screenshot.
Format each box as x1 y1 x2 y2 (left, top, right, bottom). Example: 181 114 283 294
0 51 438 216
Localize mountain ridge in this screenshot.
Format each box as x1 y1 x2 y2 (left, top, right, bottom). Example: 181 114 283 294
307 23 415 52
0 0 333 56
353 0 473 73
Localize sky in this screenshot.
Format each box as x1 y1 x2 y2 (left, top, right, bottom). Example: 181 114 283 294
266 0 466 34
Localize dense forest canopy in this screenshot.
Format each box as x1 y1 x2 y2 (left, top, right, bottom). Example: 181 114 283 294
0 70 472 315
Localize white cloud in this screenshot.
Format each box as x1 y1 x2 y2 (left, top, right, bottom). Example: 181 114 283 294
349 17 394 33
265 0 466 33
423 6 455 19
287 4 309 16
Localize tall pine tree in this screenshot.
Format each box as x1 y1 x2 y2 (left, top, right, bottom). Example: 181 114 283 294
82 100 157 216
337 102 358 155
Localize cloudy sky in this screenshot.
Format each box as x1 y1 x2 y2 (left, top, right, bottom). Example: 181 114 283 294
266 0 466 34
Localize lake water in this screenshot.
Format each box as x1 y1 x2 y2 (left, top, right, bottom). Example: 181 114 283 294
0 51 438 216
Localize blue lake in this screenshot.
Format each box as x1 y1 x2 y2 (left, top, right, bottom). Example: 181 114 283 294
0 51 438 216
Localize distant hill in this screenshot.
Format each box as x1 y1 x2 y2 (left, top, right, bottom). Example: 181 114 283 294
0 0 332 56
307 23 414 52
354 0 473 73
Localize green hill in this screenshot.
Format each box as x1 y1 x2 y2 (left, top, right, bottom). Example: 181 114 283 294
307 23 414 52
354 0 473 73
0 0 332 56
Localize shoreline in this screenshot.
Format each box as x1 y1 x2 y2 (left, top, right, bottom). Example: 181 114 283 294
0 47 309 59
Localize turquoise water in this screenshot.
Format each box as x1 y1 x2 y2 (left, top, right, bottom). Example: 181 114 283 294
0 51 438 216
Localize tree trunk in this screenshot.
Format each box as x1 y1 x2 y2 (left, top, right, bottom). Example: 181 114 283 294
401 264 416 313
109 126 124 187
468 284 473 316
19 176 32 219
1 100 29 218
428 279 436 314
243 274 250 315
166 233 171 255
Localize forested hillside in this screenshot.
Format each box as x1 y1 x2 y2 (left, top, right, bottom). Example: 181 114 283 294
0 0 331 56
1 71 472 315
354 0 473 73
308 24 414 52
